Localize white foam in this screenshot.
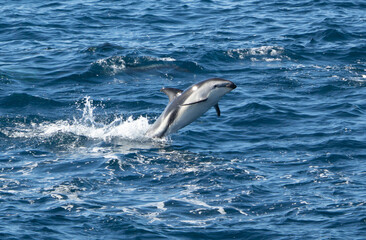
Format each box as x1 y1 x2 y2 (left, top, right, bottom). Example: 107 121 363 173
93 56 176 76
248 46 284 56
61 204 74 211
263 57 282 62
6 96 157 143
158 57 176 62
181 218 216 226
227 46 285 60
94 56 126 75
155 201 167 211
47 183 82 201
175 197 227 215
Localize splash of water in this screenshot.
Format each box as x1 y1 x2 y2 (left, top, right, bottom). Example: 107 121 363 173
7 97 154 142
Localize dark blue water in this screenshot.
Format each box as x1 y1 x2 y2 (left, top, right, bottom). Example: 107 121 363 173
1 1 366 239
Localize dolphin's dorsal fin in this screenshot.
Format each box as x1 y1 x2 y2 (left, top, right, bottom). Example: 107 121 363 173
214 104 220 117
161 88 183 103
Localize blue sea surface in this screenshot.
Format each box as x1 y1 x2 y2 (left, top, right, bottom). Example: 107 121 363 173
1 0 366 239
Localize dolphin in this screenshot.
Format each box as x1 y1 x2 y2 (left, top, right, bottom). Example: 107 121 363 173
146 78 236 138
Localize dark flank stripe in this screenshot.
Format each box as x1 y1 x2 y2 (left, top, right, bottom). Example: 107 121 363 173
159 108 179 138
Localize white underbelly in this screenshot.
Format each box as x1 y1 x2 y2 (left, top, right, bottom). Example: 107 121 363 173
168 101 214 134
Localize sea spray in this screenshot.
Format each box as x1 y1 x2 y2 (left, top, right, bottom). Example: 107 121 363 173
5 97 152 142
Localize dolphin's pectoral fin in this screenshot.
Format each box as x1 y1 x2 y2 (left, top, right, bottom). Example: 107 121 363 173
214 104 220 117
161 88 183 103
181 98 208 106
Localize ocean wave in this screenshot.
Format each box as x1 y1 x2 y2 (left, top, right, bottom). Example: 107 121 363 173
55 54 204 82
317 29 351 42
345 44 366 61
82 42 203 76
90 55 204 76
0 93 64 108
283 28 366 62
285 28 352 43
84 42 125 55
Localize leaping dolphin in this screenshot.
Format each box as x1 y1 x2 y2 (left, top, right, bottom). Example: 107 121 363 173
146 78 236 138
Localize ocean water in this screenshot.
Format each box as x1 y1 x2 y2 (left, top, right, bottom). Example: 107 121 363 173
1 0 366 239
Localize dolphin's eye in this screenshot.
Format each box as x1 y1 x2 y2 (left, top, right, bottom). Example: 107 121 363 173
213 85 218 88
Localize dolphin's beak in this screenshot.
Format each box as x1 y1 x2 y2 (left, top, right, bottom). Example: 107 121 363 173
226 82 237 89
